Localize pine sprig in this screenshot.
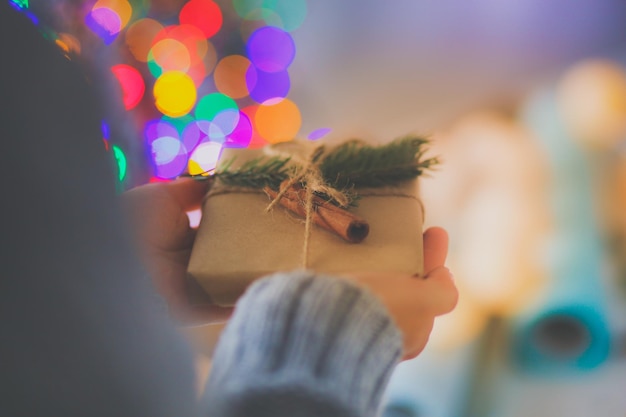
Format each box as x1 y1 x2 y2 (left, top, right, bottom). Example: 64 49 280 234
214 156 291 189
320 136 438 188
192 137 437 198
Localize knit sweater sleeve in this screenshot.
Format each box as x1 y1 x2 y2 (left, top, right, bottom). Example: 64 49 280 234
202 271 403 417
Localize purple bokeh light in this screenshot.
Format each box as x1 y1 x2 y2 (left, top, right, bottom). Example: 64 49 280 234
246 26 296 73
224 111 253 148
246 67 291 103
85 8 122 45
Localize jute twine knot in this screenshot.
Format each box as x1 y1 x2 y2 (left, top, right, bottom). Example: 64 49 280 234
264 146 352 268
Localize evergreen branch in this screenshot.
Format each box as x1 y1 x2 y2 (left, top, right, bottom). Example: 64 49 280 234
320 136 438 188
213 156 291 189
190 136 437 198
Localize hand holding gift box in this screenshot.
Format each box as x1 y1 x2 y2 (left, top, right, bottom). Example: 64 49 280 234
188 137 437 306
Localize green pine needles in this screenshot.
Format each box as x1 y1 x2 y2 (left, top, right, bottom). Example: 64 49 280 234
202 136 437 201
214 156 292 189
320 136 437 188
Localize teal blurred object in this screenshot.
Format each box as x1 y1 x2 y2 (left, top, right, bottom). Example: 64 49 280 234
514 89 612 372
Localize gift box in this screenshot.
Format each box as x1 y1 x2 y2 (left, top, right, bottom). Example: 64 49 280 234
187 139 434 306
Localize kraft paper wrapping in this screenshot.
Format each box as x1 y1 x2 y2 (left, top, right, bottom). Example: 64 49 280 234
187 146 425 306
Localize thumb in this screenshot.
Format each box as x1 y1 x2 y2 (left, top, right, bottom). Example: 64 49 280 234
423 227 449 273
166 177 212 212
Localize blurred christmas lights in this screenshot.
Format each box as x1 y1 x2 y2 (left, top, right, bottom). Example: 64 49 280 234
12 0 312 183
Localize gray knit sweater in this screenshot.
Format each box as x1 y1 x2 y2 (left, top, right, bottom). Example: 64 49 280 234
204 272 403 417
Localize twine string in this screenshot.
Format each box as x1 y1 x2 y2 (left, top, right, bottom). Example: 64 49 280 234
264 145 347 268
301 171 316 268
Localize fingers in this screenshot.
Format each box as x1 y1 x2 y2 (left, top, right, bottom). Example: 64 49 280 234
402 318 434 361
421 266 458 315
165 177 212 212
178 305 234 327
421 227 456 315
423 226 449 273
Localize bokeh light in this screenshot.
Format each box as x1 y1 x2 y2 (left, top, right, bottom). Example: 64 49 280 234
148 38 192 77
224 111 253 148
196 93 239 123
153 71 197 117
112 145 128 181
86 0 133 44
246 26 295 73
145 119 178 143
56 33 81 56
246 66 290 103
558 60 626 150
85 8 122 44
150 134 189 179
182 120 211 151
188 142 223 175
214 55 251 99
268 0 307 31
242 105 269 148
254 98 301 143
125 18 164 62
179 0 223 39
163 114 195 135
233 0 306 31
10 0 28 9
111 64 145 110
307 127 332 141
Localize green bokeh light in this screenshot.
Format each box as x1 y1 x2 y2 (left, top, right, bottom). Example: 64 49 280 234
195 93 238 121
112 145 127 182
11 0 28 9
233 0 306 31
147 53 163 79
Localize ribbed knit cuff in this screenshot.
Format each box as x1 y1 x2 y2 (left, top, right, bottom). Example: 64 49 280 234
204 271 403 417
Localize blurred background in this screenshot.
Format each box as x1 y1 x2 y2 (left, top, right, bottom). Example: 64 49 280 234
14 0 626 415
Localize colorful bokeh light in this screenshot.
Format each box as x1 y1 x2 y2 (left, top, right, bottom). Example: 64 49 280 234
111 64 145 110
126 18 164 62
10 0 28 9
246 26 296 73
153 71 197 117
196 93 239 125
86 0 133 44
148 38 192 77
224 111 254 148
151 135 189 178
188 141 223 175
179 0 223 39
112 145 128 181
242 104 270 148
214 55 251 99
246 67 290 103
233 0 307 31
255 98 301 143
31 0 313 183
308 128 332 141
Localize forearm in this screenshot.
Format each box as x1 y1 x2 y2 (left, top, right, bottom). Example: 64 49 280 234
203 271 403 417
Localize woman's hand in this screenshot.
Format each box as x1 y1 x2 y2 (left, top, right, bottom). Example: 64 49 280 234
122 178 233 326
344 227 458 360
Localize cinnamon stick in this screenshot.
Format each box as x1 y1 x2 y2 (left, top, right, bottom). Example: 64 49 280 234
264 184 369 243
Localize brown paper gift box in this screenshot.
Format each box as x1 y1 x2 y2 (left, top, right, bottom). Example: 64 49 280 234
187 147 425 307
